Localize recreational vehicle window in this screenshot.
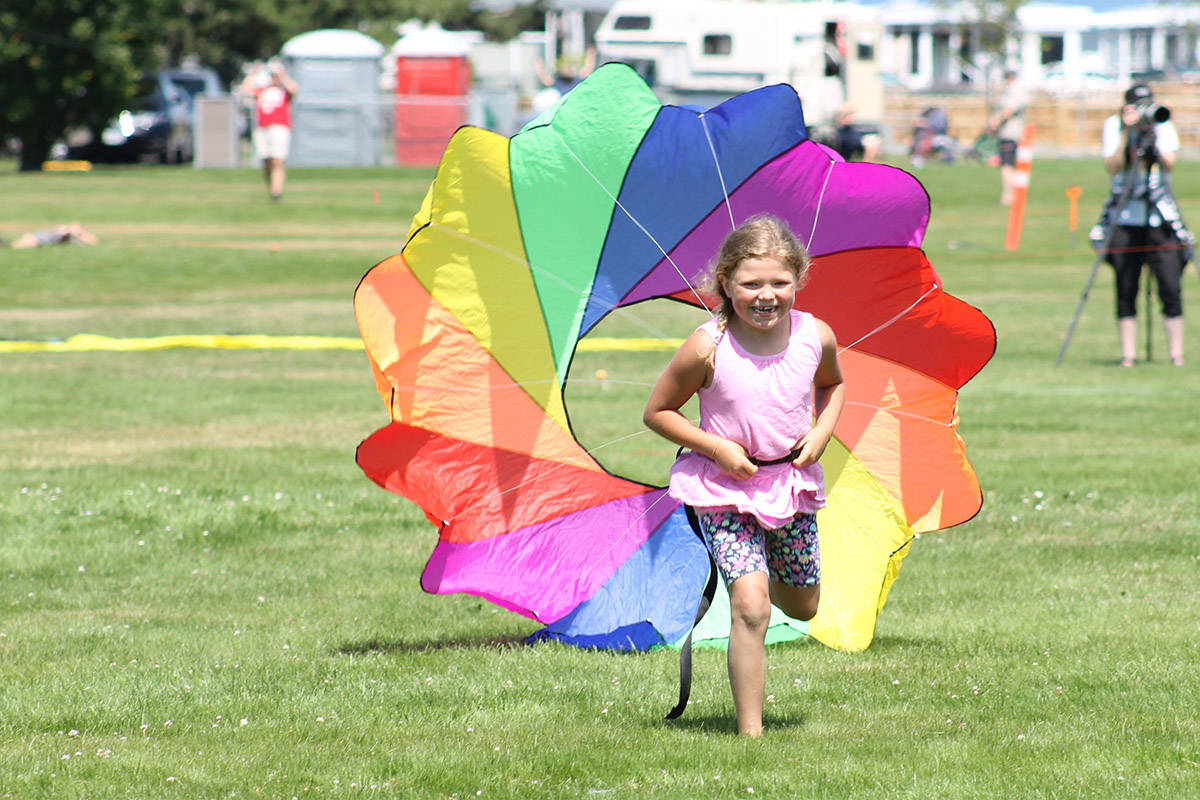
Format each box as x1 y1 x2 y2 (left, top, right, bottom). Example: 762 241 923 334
703 35 732 56
613 15 651 30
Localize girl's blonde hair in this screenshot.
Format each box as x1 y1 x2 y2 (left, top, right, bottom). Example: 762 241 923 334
703 215 811 325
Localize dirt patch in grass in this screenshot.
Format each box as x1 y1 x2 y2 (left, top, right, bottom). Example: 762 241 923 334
0 297 352 325
0 220 406 252
180 239 400 252
4 417 373 469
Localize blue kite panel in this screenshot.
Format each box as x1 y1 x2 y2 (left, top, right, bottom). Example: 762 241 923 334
581 85 809 333
527 621 663 651
531 506 709 649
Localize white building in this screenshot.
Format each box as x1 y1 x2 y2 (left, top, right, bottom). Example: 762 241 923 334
533 0 1200 94
877 0 1200 92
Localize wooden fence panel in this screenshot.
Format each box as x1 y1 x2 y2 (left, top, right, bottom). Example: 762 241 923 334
879 83 1200 158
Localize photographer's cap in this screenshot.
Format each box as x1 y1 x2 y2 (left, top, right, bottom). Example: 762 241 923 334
1125 83 1153 105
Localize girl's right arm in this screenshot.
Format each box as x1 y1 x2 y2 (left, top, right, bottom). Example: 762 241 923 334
643 330 757 479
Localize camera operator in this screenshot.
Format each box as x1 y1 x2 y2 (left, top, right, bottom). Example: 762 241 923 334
1096 83 1191 367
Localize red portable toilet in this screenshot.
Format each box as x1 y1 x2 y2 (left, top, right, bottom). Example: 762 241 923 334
392 23 474 165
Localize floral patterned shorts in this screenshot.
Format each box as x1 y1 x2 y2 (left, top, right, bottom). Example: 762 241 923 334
696 510 821 588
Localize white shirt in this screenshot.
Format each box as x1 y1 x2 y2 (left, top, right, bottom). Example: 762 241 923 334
1103 114 1179 159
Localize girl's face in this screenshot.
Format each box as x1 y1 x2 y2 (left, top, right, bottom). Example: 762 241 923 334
722 255 797 331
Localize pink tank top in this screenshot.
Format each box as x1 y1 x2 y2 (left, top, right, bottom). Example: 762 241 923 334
668 309 827 529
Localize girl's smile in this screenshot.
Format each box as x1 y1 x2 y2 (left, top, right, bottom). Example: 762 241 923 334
723 256 797 333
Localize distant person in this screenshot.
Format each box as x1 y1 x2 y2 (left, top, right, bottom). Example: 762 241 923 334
990 69 1028 205
1093 83 1191 367
531 47 596 114
910 106 952 167
831 105 880 162
1 222 98 248
241 60 298 202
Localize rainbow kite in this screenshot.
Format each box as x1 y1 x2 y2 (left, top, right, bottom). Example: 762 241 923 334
355 64 995 653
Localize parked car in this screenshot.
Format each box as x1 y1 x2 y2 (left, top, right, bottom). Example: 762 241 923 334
68 68 222 164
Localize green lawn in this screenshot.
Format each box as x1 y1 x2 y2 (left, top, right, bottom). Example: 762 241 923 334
1 157 1199 798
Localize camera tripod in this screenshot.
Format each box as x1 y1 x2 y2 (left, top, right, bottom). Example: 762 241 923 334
1055 132 1185 365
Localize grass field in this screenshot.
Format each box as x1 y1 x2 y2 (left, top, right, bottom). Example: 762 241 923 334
2 154 1199 799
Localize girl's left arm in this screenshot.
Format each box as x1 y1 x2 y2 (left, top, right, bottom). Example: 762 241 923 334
794 319 845 467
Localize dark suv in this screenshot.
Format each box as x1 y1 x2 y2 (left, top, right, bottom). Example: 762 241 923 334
68 68 222 164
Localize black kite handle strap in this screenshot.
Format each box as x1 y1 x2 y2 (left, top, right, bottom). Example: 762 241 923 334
665 504 718 720
749 448 802 467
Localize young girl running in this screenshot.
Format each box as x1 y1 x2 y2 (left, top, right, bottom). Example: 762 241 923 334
644 215 845 737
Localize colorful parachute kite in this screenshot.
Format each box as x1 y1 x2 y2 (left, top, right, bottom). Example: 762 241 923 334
355 64 995 653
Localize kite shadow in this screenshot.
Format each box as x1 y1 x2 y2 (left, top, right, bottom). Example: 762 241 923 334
335 634 531 656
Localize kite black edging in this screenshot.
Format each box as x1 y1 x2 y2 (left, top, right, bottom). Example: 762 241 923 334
664 503 718 721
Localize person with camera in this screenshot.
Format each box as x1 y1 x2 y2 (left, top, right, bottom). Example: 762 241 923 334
240 60 299 203
1096 83 1191 367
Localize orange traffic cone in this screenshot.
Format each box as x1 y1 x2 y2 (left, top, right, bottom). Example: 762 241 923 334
1004 124 1036 251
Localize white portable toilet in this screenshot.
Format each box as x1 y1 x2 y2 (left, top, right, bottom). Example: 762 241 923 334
281 29 386 166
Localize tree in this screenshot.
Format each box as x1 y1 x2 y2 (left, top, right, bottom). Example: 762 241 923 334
0 0 165 170
156 0 493 86
2 0 542 170
949 0 1026 82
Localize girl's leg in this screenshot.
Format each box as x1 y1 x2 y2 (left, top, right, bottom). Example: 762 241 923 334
771 582 820 621
695 510 774 736
765 513 822 620
726 571 772 737
268 158 286 199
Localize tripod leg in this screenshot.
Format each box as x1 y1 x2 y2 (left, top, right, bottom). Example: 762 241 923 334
1056 251 1107 365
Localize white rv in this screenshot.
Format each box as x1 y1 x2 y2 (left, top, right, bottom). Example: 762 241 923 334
594 0 885 130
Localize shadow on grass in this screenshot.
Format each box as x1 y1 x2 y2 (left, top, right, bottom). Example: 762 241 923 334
335 635 531 655
663 710 806 735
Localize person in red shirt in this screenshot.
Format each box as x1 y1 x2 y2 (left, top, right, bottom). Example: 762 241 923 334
241 61 299 202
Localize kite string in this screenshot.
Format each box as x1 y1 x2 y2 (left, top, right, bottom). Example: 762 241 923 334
554 132 713 316
575 483 679 580
806 158 836 252
434 424 683 587
803 151 938 356
836 284 939 355
842 399 957 427
424 220 683 342
698 112 737 232
436 424 669 526
381 377 655 394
